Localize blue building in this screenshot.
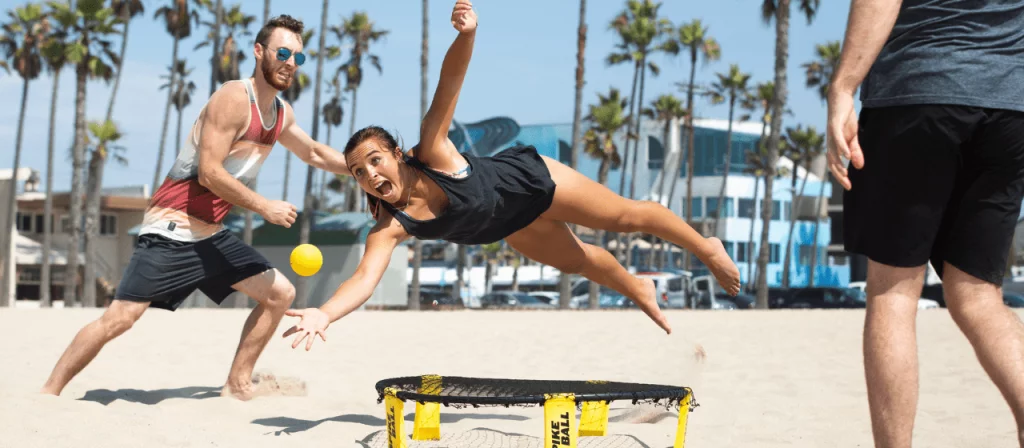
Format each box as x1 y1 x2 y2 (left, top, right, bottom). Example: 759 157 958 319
447 115 850 288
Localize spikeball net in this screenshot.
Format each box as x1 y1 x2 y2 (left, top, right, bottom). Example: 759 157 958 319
372 375 698 448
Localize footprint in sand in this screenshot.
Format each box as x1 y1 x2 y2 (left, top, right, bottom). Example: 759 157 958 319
247 371 308 398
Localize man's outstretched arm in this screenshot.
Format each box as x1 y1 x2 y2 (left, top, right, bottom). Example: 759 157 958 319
277 102 351 176
198 84 297 227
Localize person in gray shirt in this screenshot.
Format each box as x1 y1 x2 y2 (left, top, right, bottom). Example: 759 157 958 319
828 0 1024 446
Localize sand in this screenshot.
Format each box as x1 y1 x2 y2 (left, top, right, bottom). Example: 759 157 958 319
0 307 1018 447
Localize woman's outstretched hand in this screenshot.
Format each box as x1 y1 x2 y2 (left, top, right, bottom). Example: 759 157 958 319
282 308 330 351
451 0 477 34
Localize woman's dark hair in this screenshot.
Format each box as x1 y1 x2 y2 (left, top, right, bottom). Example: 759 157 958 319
344 126 404 220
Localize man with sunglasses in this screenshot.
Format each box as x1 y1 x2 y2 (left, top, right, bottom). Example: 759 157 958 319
40 15 351 401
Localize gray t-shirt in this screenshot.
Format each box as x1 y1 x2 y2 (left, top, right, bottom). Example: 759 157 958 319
860 0 1024 113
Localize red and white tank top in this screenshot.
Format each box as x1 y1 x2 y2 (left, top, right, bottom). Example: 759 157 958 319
139 78 284 242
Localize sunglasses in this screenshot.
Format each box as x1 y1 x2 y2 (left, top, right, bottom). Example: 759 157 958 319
275 47 305 66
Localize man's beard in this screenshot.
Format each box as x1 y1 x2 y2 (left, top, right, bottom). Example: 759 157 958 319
261 59 292 91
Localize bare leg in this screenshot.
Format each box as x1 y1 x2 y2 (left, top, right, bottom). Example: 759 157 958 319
863 260 924 448
539 156 740 295
221 268 296 400
942 262 1024 446
41 300 150 395
506 217 670 334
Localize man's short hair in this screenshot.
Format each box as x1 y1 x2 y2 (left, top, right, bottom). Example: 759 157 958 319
255 15 304 47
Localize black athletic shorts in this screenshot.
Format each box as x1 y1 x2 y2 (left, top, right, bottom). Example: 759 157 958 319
844 104 1024 285
115 230 273 311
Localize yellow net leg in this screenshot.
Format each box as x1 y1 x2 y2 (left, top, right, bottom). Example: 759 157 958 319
412 375 442 440
384 390 406 448
578 400 609 437
673 392 692 448
544 394 578 448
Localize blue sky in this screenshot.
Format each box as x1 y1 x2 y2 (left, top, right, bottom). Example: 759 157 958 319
0 0 851 206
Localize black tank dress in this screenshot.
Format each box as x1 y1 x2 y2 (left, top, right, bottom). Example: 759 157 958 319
378 145 557 245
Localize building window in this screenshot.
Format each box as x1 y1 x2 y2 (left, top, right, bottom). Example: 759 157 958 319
16 212 32 232
706 198 735 219
769 243 781 264
736 242 755 263
772 200 782 220
738 199 756 219
682 197 703 218
100 215 117 236
724 241 735 259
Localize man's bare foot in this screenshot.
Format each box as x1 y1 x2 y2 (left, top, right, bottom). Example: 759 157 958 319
221 372 306 401
704 237 741 295
631 278 672 334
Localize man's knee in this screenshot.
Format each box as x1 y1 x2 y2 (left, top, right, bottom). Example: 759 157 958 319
266 280 296 309
943 263 1004 325
98 303 145 338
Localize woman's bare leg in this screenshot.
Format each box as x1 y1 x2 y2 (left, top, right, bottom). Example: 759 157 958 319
505 217 671 334
539 156 741 295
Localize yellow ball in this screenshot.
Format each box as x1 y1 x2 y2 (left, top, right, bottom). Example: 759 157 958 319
290 244 323 277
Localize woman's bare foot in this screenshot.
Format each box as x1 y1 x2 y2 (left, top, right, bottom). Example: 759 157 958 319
631 278 672 334
704 237 741 295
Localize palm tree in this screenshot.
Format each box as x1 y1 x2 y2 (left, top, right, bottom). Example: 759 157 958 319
196 3 255 85
706 63 751 237
209 0 221 97
38 20 69 308
802 40 840 102
582 87 629 308
278 28 313 201
756 0 819 309
0 3 46 307
294 0 330 309
675 19 720 270
780 124 823 288
82 116 129 307
48 0 121 308
641 94 685 268
159 59 195 158
262 0 269 24
742 146 768 290
410 0 428 311
559 0 587 310
808 170 828 286
318 79 344 208
106 0 144 123
152 0 200 195
607 0 676 265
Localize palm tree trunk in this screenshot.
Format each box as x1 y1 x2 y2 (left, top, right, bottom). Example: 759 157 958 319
83 146 107 308
714 95 737 238
456 245 466 304
511 254 520 292
106 14 130 122
175 106 183 156
561 0 586 310
808 172 826 286
590 158 612 309
153 39 180 193
756 0 789 309
628 55 649 269
616 61 641 264
211 0 223 97
66 58 90 307
263 0 270 23
651 120 671 269
410 0 428 312
294 0 331 309
41 71 61 308
747 175 760 291
0 79 29 307
350 88 361 211
782 168 809 287
683 46 699 270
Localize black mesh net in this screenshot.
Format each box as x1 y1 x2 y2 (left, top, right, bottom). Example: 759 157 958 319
358 429 657 448
375 375 697 411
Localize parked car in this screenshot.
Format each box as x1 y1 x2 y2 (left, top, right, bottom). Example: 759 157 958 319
478 291 556 309
778 287 866 309
528 291 561 306
635 271 689 308
1004 291 1024 308
718 292 755 309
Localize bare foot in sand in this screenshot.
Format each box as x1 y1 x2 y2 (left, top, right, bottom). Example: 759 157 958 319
221 372 307 401
631 277 672 334
704 237 741 296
